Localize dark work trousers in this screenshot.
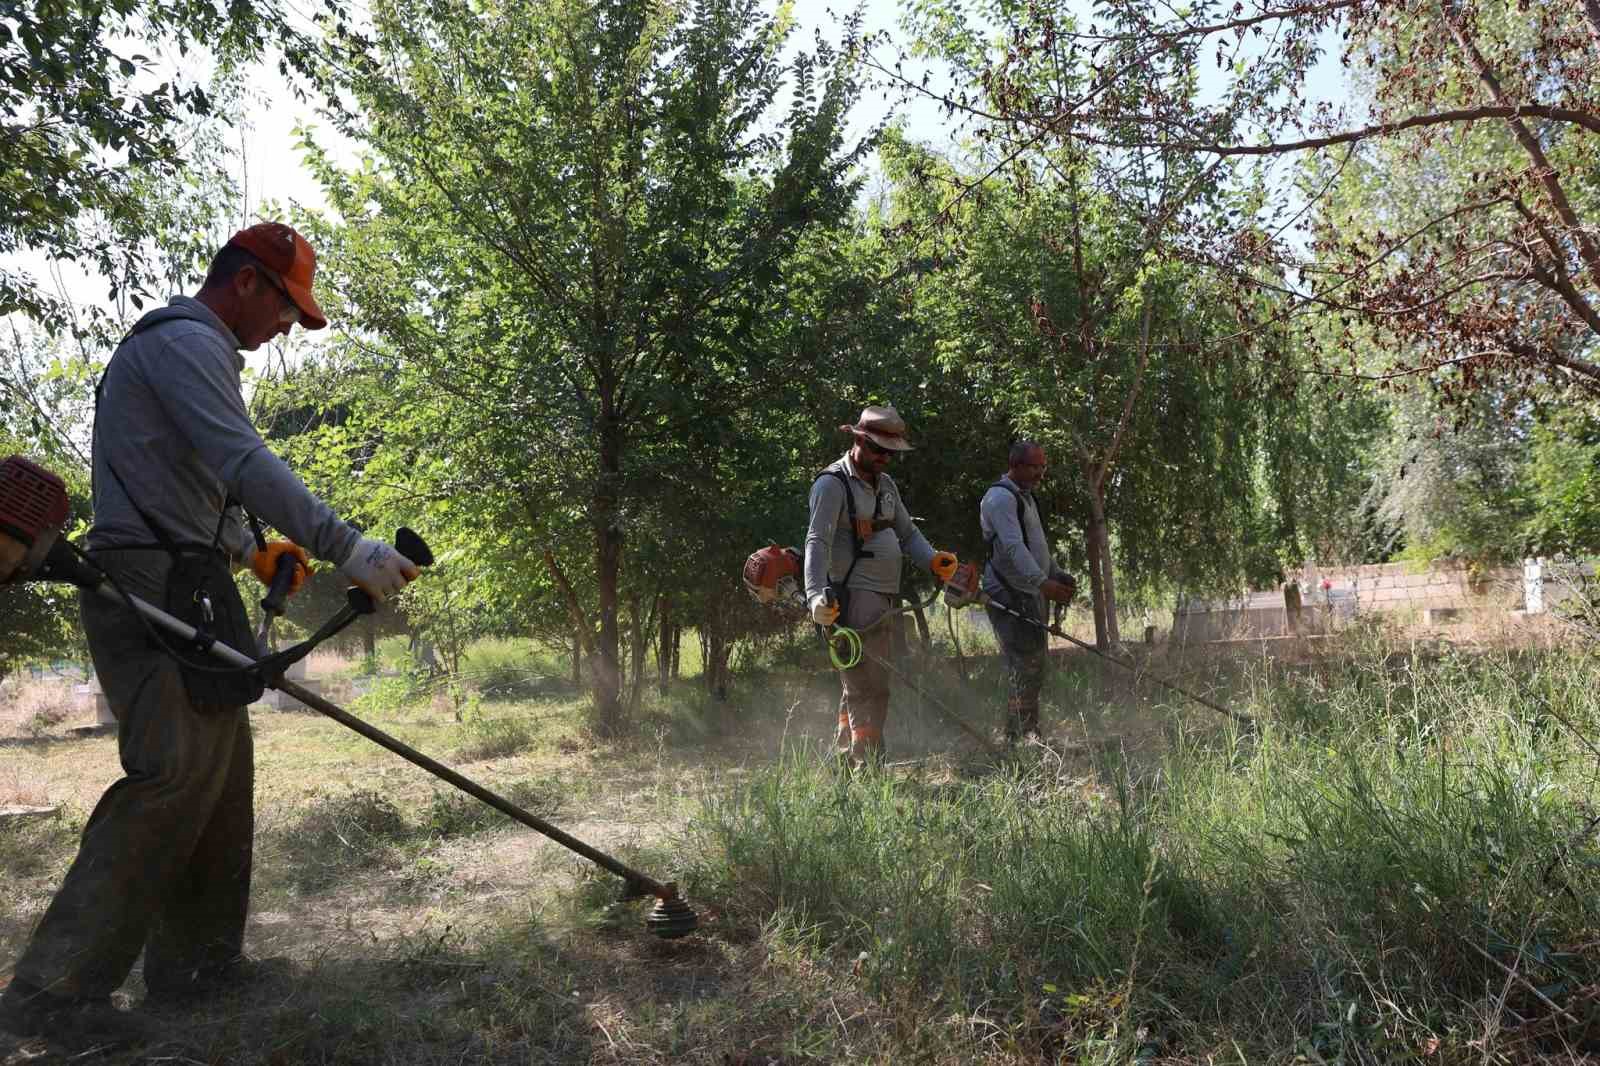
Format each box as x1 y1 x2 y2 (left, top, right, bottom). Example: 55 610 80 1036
986 598 1047 739
834 589 893 761
13 551 253 1001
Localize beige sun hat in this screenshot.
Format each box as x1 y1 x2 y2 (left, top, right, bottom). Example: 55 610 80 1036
840 405 915 451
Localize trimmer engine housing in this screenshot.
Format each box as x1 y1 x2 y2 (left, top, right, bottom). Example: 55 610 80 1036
743 544 802 607
0 455 70 584
942 560 985 608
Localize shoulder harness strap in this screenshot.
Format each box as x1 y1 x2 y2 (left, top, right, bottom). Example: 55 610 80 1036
93 307 266 560
985 481 1030 550
818 467 878 587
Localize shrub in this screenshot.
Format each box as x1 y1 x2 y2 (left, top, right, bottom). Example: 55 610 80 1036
455 714 539 761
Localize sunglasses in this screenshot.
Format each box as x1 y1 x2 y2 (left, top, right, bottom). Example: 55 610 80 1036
256 268 301 326
862 437 893 456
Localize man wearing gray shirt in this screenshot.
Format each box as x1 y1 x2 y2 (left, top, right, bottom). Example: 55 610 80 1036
981 441 1077 743
805 406 957 765
1 223 420 1050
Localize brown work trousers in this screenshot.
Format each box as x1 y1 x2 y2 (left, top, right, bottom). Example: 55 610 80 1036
12 556 253 1001
834 589 893 761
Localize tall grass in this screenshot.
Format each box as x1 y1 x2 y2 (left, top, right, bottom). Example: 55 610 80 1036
680 640 1600 1061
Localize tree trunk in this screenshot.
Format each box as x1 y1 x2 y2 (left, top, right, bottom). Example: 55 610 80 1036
626 594 650 715
712 642 731 702
572 630 582 689
1085 516 1108 649
670 624 681 679
362 615 377 660
593 415 624 733
1086 485 1121 649
701 612 730 702
544 549 607 702
656 596 671 696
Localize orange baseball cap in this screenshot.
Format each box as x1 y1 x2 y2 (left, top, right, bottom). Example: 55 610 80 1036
225 221 328 330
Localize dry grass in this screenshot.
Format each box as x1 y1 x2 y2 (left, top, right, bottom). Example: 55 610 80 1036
7 628 1592 1065
0 652 982 1065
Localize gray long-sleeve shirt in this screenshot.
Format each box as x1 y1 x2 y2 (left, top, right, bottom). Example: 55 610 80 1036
980 475 1066 619
804 454 935 604
88 297 362 570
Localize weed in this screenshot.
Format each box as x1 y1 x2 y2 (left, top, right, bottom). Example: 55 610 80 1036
280 788 413 891
682 640 1600 1061
462 638 571 700
455 713 540 761
0 809 75 881
418 779 563 839
21 705 68 737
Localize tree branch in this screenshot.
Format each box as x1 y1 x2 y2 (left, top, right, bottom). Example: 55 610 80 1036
1583 0 1600 46
1056 0 1357 43
1440 0 1600 292
1512 201 1600 340
1046 104 1600 154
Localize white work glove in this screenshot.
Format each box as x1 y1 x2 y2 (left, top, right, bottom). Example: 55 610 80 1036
338 536 421 603
809 594 840 627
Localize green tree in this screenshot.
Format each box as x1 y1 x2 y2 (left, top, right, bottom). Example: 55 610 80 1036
0 0 294 326
295 0 870 730
881 0 1315 645
1368 387 1532 567
887 0 1599 394
1525 404 1600 558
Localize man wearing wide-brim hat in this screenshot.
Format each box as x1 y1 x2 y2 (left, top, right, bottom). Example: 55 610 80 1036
803 405 959 765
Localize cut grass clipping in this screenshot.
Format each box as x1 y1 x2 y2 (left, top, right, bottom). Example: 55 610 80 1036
279 781 561 892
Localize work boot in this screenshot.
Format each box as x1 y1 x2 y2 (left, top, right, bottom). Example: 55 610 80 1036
144 954 295 1008
0 977 164 1051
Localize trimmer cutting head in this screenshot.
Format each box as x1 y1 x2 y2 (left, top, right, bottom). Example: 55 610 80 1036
645 886 699 939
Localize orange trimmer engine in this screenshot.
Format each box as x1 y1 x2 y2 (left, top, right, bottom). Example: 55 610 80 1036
743 544 803 607
0 455 70 585
942 560 985 609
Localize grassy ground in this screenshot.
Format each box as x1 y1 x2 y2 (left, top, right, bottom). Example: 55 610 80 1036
2 616 1599 1064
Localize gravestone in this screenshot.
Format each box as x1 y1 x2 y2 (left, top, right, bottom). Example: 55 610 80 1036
1523 558 1544 614
67 681 116 736
263 658 322 710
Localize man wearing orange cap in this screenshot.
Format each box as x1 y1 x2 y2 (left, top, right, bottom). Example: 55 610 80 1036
0 223 419 1051
804 405 959 766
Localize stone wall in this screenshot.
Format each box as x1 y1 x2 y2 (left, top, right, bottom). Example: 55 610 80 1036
1171 559 1567 642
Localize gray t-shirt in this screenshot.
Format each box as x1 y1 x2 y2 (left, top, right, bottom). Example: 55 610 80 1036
804 454 935 603
88 296 361 573
980 475 1065 618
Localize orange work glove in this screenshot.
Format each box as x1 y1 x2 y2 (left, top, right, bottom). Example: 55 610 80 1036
249 540 312 597
810 594 840 627
930 550 959 583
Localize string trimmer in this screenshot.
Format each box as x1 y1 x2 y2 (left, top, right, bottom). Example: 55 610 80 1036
941 562 1255 729
743 545 999 753
0 455 697 940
